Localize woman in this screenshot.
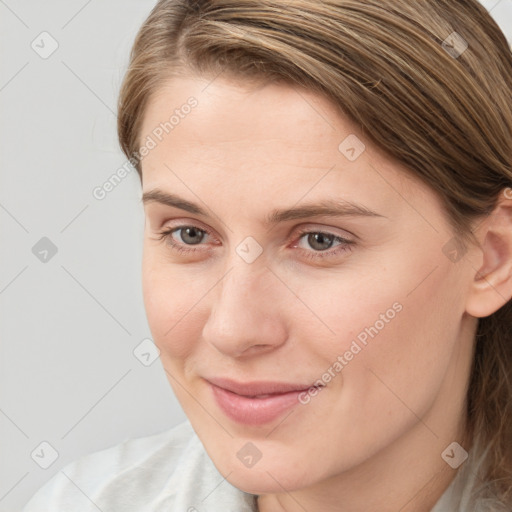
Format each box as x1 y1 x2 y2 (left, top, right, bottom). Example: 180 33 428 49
23 0 512 510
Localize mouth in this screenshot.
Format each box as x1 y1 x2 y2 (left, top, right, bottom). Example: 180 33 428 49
206 377 325 425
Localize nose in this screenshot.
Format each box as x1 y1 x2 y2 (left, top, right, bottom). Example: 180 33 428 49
201 263 288 358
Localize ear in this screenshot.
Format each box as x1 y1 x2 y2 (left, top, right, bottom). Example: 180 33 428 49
465 188 512 318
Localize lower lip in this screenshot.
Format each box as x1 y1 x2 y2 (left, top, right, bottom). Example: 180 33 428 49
209 383 309 425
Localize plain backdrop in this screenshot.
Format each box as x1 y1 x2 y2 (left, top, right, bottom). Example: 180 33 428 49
1 1 511 511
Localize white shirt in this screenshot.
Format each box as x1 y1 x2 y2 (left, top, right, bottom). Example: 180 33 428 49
22 420 481 511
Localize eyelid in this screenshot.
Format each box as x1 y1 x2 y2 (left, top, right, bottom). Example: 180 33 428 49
158 218 354 241
293 222 355 240
155 220 355 261
157 218 217 238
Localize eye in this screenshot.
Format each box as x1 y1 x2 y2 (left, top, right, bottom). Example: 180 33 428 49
155 224 355 260
293 228 355 260
155 225 213 255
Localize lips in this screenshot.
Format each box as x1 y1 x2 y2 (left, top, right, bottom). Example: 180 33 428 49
206 377 324 425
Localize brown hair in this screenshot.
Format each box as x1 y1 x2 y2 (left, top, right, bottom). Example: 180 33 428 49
117 0 512 507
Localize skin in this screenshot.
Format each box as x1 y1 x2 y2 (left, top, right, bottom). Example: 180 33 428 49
138 72 512 512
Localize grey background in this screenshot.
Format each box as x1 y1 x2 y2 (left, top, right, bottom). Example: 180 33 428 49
1 1 511 510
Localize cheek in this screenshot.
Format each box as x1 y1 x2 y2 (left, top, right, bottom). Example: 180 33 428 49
300 240 464 380
289 269 406 361
141 253 205 360
330 254 466 416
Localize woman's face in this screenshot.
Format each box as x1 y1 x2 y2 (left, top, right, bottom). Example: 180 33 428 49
139 73 477 494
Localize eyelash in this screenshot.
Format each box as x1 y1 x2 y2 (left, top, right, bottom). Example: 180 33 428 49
155 224 355 261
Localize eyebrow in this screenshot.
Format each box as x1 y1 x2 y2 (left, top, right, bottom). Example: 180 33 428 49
141 189 386 225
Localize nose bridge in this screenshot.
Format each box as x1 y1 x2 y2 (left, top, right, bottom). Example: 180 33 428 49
202 256 287 357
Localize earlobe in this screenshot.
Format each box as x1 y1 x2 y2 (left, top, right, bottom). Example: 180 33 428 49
465 190 512 318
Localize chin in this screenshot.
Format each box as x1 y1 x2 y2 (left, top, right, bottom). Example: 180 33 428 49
225 466 311 495
207 443 323 495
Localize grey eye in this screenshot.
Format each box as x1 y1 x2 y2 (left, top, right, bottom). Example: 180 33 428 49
300 232 337 251
176 226 206 245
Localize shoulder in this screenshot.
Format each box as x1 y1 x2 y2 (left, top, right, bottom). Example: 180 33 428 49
23 420 257 512
430 440 506 512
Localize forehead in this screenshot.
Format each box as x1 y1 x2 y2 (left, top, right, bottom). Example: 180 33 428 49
138 74 442 227
141 76 352 191
140 74 345 153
